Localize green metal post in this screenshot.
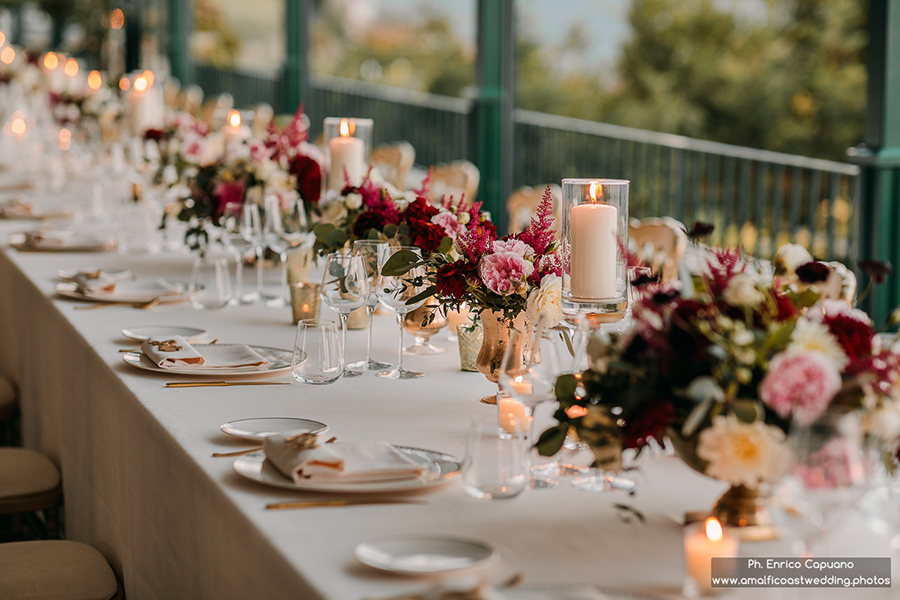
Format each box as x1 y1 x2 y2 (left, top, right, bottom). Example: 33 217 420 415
473 0 514 230
168 0 193 85
283 0 310 115
850 0 900 325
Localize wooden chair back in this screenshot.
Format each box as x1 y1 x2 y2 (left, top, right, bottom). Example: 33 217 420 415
628 217 688 282
428 160 480 204
371 142 416 190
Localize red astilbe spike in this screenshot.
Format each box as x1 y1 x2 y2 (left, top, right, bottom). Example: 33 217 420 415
456 220 497 263
519 185 556 255
706 247 746 296
414 166 433 198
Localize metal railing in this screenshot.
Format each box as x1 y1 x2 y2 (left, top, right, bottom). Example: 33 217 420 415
191 63 860 262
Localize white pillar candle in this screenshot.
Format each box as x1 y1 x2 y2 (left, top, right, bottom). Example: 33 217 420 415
498 394 530 435
447 304 472 335
129 75 165 136
569 185 618 298
683 517 739 592
328 120 366 190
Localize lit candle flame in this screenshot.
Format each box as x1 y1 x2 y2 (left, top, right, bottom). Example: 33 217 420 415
705 517 723 542
64 58 78 77
228 110 241 128
142 70 154 87
339 118 355 137
11 118 25 135
0 47 15 65
0 32 5 46
110 8 125 30
133 75 147 92
119 76 130 91
59 128 71 141
43 52 58 70
589 182 601 202
87 71 102 90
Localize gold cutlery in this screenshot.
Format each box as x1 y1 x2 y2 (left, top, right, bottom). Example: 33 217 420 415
75 297 162 310
266 499 426 510
166 381 292 388
211 436 335 457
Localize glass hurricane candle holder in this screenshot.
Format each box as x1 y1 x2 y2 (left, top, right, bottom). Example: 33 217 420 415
323 117 374 191
561 178 629 316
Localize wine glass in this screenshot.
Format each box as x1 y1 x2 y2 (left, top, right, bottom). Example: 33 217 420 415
377 246 428 380
347 240 392 371
320 251 368 378
264 194 308 306
229 202 265 304
220 203 255 305
499 323 564 489
774 410 870 557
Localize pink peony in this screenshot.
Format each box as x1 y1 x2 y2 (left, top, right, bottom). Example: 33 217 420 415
248 139 273 163
181 134 208 164
758 351 841 425
492 238 534 257
478 251 534 296
431 211 462 239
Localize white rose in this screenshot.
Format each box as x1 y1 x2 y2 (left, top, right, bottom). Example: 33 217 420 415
774 243 813 273
723 273 764 307
526 275 563 328
457 212 471 225
344 192 363 210
865 402 900 441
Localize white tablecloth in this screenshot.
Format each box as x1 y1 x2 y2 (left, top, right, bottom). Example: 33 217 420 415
0 221 895 600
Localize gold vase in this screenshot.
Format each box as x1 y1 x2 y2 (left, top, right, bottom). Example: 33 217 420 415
475 310 532 404
403 298 447 354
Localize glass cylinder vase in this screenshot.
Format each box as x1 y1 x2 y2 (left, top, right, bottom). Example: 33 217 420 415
561 178 629 316
323 117 374 191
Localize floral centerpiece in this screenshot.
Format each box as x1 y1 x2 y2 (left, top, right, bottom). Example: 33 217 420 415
537 239 900 525
383 185 563 396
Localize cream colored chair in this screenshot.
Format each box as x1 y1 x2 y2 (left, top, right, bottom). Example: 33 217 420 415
0 448 62 538
428 160 480 204
371 142 416 190
0 540 120 600
506 184 562 235
628 217 688 283
0 375 17 445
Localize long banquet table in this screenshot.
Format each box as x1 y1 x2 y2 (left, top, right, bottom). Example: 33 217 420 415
0 218 896 600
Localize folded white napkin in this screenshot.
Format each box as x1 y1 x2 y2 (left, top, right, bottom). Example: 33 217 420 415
0 199 32 218
74 271 117 295
263 434 426 484
140 337 269 370
86 278 182 301
27 229 73 247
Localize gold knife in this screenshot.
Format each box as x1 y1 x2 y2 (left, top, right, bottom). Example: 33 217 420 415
266 499 426 510
166 381 292 388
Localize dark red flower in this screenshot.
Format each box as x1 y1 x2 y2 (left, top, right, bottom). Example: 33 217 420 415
353 210 391 239
144 128 167 142
796 261 830 284
859 260 893 284
212 181 245 218
407 219 446 254
288 154 323 205
773 292 797 321
402 198 440 223
622 399 675 450
435 260 478 299
685 221 715 242
824 313 874 369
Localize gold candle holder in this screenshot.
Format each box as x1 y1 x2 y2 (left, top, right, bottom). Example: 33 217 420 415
457 322 483 372
290 281 321 324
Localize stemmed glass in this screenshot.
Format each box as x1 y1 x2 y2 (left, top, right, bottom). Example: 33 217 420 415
377 246 427 380
774 410 870 557
220 203 255 304
264 194 309 306
320 251 368 378
227 202 265 304
499 324 564 489
348 240 392 371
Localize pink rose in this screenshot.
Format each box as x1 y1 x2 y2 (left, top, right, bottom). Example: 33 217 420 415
478 251 534 296
758 351 841 425
492 238 535 257
431 211 462 239
248 139 273 163
181 134 208 164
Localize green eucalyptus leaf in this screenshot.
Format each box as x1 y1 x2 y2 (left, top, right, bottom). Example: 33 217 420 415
536 423 569 456
733 399 765 423
406 285 438 306
381 250 422 276
555 373 579 401
437 236 453 254
383 223 398 238
398 222 409 237
313 223 336 244
326 228 347 249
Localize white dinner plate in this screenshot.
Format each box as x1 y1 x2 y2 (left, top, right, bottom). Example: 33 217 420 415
123 344 293 376
8 231 115 252
232 446 462 493
58 268 132 281
122 325 208 343
55 280 187 304
220 417 328 442
354 535 498 575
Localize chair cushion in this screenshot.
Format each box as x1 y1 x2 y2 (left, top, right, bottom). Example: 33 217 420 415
0 540 117 600
0 448 60 499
